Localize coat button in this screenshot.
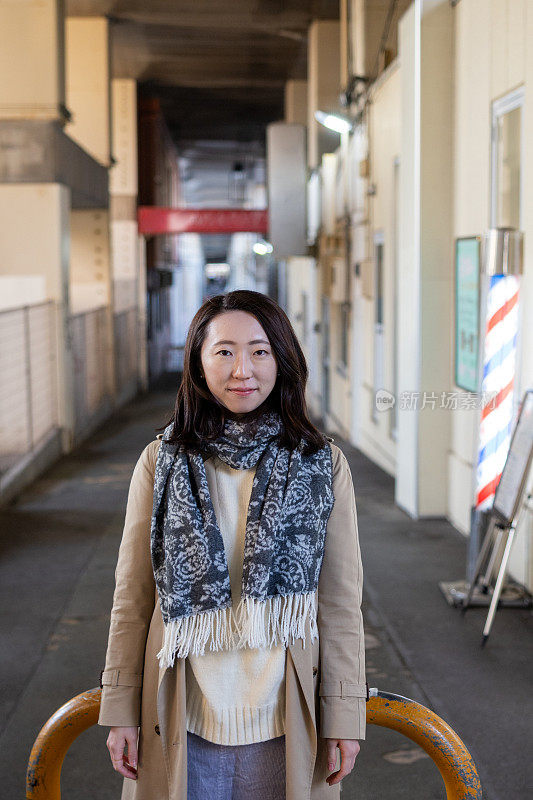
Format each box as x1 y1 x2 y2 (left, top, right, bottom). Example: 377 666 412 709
155 724 160 735
312 666 318 676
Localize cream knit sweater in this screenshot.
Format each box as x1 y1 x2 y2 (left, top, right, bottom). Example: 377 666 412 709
184 453 287 745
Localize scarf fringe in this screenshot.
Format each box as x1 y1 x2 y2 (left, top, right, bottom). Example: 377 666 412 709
156 591 318 668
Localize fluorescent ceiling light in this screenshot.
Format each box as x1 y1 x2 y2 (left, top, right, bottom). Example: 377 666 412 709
253 241 273 256
314 110 353 134
205 262 230 279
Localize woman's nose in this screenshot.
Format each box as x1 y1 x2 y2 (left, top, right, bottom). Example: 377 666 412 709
232 353 253 377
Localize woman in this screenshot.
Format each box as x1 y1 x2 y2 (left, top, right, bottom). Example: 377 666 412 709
98 289 367 800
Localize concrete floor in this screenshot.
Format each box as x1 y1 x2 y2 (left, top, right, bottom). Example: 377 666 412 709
1 388 531 799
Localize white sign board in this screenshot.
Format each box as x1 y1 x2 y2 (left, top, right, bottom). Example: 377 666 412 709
267 123 307 258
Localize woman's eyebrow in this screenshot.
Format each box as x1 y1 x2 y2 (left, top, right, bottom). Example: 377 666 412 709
212 339 270 346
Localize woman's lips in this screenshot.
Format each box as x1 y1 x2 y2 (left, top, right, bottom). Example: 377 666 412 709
228 388 257 395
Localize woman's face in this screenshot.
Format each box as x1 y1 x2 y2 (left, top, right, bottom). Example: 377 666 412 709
200 310 278 417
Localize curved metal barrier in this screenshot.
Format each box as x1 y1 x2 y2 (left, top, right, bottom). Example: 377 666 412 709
26 687 482 799
27 688 101 800
367 689 482 799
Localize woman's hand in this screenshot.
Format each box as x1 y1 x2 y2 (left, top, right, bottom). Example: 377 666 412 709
106 726 139 780
325 738 361 785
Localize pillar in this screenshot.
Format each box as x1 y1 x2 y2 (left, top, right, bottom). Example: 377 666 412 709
396 0 454 517
0 0 75 450
285 80 308 126
66 16 115 403
65 17 110 166
0 0 65 122
307 20 342 169
110 79 146 394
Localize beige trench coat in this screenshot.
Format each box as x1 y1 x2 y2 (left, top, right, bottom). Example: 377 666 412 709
98 436 367 800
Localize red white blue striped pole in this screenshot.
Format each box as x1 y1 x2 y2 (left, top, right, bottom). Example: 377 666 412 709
475 272 520 510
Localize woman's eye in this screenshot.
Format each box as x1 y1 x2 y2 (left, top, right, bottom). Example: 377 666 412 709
217 350 232 356
255 349 269 356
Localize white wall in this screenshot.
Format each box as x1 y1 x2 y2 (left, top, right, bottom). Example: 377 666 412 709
0 185 70 302
170 235 204 359
348 123 370 450
0 276 47 311
355 62 401 477
227 234 256 291
286 256 321 416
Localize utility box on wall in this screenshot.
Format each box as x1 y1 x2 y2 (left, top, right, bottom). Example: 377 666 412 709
267 122 307 258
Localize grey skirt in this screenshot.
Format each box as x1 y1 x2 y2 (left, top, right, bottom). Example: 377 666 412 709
186 730 286 800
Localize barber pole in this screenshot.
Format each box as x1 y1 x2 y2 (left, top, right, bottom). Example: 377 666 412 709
475 273 520 510
439 229 523 602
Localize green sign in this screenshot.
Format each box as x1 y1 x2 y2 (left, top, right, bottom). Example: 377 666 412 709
455 237 480 393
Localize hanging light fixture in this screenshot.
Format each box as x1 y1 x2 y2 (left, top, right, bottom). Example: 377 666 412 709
253 240 273 256
314 110 354 134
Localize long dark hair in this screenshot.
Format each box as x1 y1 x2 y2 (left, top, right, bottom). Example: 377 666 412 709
156 289 329 455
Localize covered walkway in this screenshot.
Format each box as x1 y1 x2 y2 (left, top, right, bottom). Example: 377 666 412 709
1 2 532 798
1 389 530 799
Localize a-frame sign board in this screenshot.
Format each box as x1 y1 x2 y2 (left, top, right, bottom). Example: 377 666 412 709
462 389 533 644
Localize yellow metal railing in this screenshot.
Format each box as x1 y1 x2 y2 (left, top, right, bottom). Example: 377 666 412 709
367 690 482 799
26 687 482 799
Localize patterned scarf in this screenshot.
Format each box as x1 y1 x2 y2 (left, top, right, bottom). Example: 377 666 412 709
150 409 334 668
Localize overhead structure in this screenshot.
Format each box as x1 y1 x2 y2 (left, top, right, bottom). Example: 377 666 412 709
138 207 268 236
